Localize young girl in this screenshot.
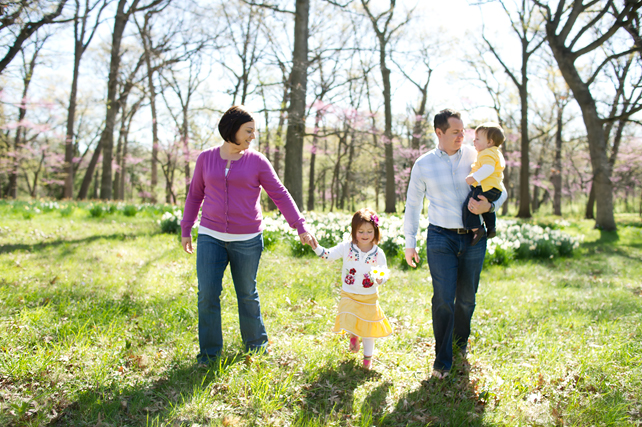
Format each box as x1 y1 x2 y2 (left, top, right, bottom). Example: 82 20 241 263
311 208 392 369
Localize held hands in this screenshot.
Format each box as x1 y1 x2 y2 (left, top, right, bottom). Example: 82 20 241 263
468 195 491 215
405 248 419 268
182 236 194 254
465 174 477 185
299 232 318 249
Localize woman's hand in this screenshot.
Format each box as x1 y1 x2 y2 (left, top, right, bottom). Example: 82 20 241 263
376 277 383 284
182 236 194 254
299 232 318 249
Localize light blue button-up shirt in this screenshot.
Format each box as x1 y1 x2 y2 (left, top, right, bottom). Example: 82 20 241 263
403 145 507 248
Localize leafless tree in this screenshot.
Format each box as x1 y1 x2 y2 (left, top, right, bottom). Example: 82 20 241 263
96 0 169 201
480 0 547 218
5 33 49 198
360 0 412 213
534 0 642 230
63 0 108 199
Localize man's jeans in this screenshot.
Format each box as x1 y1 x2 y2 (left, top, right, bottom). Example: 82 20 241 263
196 233 267 363
426 224 486 372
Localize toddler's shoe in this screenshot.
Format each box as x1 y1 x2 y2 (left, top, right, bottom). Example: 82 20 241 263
470 228 486 246
363 356 372 370
487 229 496 239
349 336 360 353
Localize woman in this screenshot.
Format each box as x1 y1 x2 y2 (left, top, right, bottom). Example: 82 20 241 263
181 105 316 364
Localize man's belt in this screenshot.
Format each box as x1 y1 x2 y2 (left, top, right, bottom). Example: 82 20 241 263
432 225 471 234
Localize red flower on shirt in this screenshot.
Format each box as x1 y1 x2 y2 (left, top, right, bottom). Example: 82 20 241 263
362 275 373 288
349 268 356 275
345 274 355 285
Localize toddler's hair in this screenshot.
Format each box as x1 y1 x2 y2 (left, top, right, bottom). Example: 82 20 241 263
351 208 381 244
475 122 505 147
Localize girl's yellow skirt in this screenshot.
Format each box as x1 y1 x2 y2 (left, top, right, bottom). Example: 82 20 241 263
333 290 392 338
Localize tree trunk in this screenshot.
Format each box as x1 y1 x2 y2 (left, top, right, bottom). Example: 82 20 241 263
516 67 531 218
140 18 159 203
114 115 125 199
340 132 356 209
64 39 82 199
379 38 396 213
100 0 137 200
183 106 191 198
283 0 309 210
307 110 323 211
552 106 563 216
8 42 40 198
78 140 102 199
544 20 616 230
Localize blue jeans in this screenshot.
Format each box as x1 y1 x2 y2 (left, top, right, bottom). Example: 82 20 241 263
196 233 267 362
426 224 486 372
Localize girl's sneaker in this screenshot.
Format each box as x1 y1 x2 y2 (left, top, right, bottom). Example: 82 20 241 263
363 356 372 370
349 336 360 353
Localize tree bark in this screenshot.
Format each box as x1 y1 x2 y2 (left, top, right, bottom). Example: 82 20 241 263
283 0 309 210
552 105 563 215
77 139 102 199
517 80 531 217
140 17 160 203
379 32 395 213
307 108 323 211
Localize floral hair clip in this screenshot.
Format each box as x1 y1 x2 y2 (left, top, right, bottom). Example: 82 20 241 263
370 214 380 227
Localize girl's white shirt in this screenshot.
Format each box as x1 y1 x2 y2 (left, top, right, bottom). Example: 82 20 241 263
314 241 388 295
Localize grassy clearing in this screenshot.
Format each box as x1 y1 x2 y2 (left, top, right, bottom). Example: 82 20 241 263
0 204 641 426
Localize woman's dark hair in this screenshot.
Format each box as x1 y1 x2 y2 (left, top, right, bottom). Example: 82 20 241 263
219 106 254 144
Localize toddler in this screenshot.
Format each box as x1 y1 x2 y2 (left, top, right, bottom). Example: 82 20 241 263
463 122 506 245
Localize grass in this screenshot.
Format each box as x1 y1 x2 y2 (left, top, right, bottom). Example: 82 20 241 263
0 203 641 426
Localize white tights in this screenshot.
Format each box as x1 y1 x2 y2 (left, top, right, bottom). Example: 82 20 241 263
362 337 375 357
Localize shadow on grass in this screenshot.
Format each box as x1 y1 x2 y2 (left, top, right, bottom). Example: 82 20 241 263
0 230 159 255
381 359 486 427
294 359 380 425
49 354 246 426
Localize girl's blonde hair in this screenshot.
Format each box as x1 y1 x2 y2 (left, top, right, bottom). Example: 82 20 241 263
351 208 381 244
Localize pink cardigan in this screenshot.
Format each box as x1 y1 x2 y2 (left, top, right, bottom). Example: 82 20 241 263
181 147 308 238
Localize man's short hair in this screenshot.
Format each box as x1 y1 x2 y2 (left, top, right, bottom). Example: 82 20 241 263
475 122 505 147
434 109 462 133
219 105 254 144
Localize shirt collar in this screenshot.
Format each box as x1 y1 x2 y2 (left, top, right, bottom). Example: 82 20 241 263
436 148 462 158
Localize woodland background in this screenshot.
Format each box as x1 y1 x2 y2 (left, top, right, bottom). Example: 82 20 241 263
1 0 641 230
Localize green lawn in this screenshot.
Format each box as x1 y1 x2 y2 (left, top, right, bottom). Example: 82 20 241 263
1 205 641 426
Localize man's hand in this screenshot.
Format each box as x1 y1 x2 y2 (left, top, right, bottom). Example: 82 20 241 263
182 236 194 254
465 175 477 185
468 195 492 215
405 248 419 268
299 232 318 249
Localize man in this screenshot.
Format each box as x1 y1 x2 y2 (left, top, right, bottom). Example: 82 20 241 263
403 109 507 378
